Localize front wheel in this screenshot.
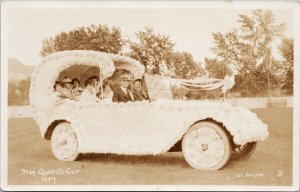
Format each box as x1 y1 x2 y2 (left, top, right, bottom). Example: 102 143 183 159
182 121 232 170
51 122 79 161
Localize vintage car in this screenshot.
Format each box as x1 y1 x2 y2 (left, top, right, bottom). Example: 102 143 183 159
30 50 268 170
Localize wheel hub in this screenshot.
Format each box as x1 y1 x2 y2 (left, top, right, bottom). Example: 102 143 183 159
60 140 67 145
201 144 208 151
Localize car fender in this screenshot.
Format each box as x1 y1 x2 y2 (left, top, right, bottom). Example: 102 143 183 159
182 103 269 146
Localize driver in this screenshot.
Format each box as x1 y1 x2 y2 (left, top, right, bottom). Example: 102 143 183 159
112 73 134 103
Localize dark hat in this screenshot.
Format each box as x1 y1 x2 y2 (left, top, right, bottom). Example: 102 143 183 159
119 74 132 81
63 77 72 83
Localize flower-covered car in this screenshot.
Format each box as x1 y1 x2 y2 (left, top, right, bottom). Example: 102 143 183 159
30 50 268 170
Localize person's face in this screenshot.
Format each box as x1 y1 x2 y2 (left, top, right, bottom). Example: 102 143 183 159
92 79 98 86
104 82 111 90
87 84 93 89
56 84 62 91
120 80 130 88
133 81 142 91
65 83 72 89
73 81 79 88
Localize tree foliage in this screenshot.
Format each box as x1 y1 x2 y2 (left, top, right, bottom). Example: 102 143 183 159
169 52 205 79
206 9 287 96
204 58 230 79
129 28 205 79
129 27 175 75
40 24 123 56
41 25 206 80
8 78 31 106
279 38 294 95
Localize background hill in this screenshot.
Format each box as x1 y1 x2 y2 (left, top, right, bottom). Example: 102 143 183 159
8 58 34 106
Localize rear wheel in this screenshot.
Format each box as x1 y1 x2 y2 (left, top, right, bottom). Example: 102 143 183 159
51 122 79 161
182 121 232 170
231 142 257 161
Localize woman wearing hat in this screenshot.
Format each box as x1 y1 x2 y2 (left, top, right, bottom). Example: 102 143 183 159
58 76 72 99
70 78 83 101
79 78 100 103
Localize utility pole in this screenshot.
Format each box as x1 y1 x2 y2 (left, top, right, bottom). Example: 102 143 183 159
267 47 272 100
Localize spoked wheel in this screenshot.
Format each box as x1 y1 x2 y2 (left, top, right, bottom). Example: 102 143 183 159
182 121 232 170
231 142 257 161
51 122 79 161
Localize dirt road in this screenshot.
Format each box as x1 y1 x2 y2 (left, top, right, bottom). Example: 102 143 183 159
7 108 293 185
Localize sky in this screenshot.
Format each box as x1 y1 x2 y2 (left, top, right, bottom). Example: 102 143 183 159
7 7 293 66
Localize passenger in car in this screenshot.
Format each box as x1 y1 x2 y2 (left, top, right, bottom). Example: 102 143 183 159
112 74 134 103
70 78 83 101
88 75 101 95
53 80 65 99
59 77 73 98
53 81 64 92
71 78 82 89
98 79 113 101
132 79 149 101
63 76 72 86
79 78 100 102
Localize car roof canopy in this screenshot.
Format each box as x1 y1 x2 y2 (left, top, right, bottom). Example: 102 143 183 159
30 50 144 108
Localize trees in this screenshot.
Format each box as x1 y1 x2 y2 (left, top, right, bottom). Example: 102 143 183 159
170 52 205 79
129 27 175 75
41 24 206 79
206 10 286 97
41 26 178 76
204 58 230 79
8 82 17 106
8 78 31 106
279 38 294 95
40 24 123 57
129 28 205 79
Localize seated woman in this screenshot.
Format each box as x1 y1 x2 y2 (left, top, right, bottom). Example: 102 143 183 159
70 78 83 101
59 77 73 99
53 80 72 98
79 78 100 103
98 79 113 101
88 75 101 96
54 80 64 92
53 80 72 105
132 79 149 101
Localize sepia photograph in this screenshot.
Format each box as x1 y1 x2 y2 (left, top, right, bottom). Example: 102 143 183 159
1 1 299 191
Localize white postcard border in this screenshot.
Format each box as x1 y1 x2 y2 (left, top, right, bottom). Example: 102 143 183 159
1 1 299 191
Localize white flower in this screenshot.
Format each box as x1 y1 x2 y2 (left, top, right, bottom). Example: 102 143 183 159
222 76 235 93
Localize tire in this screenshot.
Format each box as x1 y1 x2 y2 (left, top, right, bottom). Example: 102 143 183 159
51 122 79 161
231 142 257 161
182 121 232 170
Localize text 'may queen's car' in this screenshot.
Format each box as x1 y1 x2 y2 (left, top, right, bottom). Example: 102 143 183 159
30 50 268 170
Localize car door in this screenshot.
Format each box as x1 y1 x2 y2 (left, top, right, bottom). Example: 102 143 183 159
75 100 184 155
